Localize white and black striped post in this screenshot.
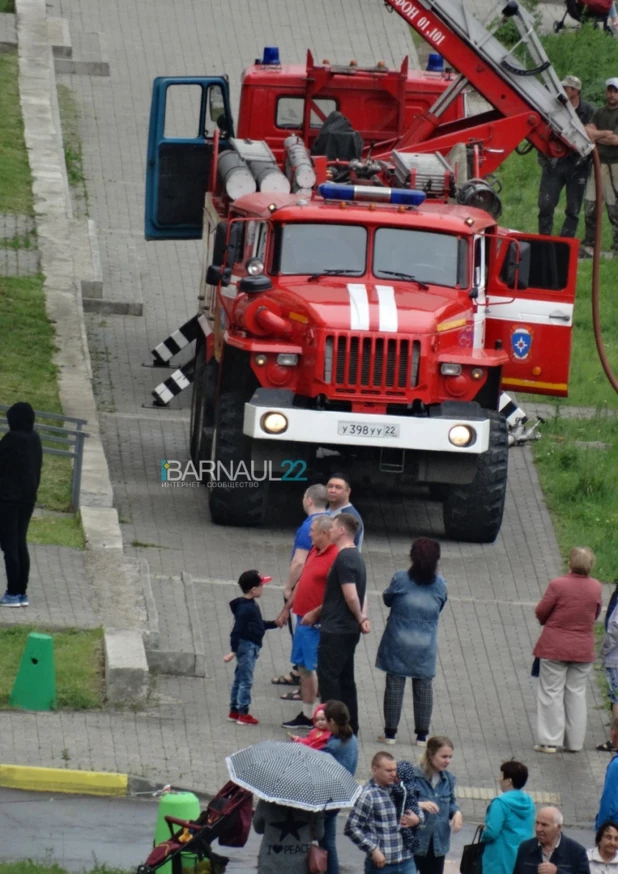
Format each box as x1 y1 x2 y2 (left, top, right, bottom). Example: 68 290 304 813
151 315 199 366
152 364 195 407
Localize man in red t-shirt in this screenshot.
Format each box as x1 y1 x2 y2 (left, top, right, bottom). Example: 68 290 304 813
278 515 337 731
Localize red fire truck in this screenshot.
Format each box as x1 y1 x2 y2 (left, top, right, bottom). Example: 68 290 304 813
145 0 592 542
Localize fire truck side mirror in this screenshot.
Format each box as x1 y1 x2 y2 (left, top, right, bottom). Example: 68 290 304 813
211 221 244 287
206 264 232 287
500 239 530 290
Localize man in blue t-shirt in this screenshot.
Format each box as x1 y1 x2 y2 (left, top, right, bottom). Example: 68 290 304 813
272 483 328 688
327 473 364 551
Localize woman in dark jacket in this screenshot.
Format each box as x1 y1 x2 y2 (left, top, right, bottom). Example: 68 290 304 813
0 402 42 607
376 538 447 745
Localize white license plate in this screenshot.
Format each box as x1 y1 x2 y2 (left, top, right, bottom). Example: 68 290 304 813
337 421 400 438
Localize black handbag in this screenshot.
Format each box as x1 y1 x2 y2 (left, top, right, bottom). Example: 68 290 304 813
460 825 485 874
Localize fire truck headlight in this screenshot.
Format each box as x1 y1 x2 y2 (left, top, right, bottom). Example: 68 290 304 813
246 257 265 276
440 363 462 376
277 354 298 366
261 412 288 434
448 425 475 447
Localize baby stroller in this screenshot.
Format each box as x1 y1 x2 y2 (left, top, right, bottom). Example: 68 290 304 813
137 782 253 874
553 0 614 32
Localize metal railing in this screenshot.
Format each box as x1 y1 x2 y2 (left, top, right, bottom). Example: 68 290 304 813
0 405 89 510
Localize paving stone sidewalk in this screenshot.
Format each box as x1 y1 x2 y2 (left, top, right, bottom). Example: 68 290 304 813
0 445 610 827
0 0 608 830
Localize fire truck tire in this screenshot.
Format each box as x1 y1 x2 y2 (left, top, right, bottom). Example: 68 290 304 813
442 410 508 543
189 343 216 466
208 391 268 526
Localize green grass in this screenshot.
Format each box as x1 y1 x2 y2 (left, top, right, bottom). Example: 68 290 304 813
29 514 85 549
532 414 618 579
0 0 15 11
0 865 130 874
0 275 74 512
0 626 104 709
0 53 33 214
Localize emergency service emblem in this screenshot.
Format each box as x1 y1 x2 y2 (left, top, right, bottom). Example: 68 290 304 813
511 326 532 360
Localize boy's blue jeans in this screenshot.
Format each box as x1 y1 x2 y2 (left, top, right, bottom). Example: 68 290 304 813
230 640 260 714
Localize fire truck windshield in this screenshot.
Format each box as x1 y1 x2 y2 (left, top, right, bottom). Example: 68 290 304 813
278 223 366 276
373 228 468 289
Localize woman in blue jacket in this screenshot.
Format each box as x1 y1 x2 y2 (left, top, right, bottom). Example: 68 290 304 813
412 736 462 874
481 760 535 874
376 537 447 745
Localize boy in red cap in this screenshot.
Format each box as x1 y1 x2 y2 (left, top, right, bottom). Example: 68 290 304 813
224 570 279 725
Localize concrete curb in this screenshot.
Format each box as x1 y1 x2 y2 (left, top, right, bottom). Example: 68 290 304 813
16 0 149 704
0 763 128 796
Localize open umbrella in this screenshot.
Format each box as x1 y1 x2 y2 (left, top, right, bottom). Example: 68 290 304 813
226 740 361 812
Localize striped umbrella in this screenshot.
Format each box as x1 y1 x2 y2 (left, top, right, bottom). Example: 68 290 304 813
226 740 361 812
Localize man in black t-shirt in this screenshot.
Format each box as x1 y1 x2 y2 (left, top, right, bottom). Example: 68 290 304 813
582 77 618 256
537 75 595 239
316 513 369 735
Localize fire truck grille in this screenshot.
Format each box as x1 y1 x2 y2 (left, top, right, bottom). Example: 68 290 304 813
325 335 420 394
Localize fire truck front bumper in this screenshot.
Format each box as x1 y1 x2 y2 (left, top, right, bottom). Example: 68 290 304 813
243 391 491 455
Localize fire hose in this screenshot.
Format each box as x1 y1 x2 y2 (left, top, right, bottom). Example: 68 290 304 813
590 146 618 394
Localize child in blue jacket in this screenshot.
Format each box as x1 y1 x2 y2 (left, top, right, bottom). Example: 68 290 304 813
223 570 279 726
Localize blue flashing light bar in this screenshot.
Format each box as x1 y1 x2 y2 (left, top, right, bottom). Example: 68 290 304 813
261 46 281 65
427 52 444 72
318 183 426 207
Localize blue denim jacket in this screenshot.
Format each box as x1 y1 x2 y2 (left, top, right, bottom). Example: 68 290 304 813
375 572 447 679
412 766 460 857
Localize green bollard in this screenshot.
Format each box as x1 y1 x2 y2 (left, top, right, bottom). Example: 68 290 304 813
154 791 201 874
10 632 56 710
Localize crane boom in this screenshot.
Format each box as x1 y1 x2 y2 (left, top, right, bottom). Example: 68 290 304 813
382 0 592 162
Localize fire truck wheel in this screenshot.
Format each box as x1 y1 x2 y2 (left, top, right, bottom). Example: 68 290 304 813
189 344 216 466
208 391 268 526
442 410 508 543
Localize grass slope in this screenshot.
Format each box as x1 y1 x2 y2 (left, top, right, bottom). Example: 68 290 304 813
533 415 618 579
0 54 33 214
0 626 104 709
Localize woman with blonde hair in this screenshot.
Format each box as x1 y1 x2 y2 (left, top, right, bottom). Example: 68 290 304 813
411 735 462 874
534 546 602 754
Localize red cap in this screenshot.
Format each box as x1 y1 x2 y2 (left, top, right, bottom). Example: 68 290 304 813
259 574 272 584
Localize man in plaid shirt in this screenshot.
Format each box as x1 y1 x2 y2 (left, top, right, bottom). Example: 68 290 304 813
345 751 420 873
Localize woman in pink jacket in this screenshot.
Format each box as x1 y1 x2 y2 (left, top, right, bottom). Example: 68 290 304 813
534 546 602 754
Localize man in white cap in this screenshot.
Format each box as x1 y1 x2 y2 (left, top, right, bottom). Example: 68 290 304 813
538 75 594 238
581 77 618 257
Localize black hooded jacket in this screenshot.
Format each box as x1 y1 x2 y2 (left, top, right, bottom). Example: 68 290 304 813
0 402 43 505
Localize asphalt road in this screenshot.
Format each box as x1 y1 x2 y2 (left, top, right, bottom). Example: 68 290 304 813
0 789 596 873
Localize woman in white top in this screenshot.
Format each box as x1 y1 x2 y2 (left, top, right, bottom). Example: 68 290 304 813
589 821 618 874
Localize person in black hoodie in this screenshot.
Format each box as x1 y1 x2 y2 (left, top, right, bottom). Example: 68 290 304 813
0 402 43 607
223 570 281 725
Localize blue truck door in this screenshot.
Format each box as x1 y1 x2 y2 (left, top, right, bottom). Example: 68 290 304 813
145 77 234 240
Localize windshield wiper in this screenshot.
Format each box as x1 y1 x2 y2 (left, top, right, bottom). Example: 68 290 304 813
378 270 429 290
307 269 361 283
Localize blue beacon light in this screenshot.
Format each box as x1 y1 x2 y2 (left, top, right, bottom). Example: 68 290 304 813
260 47 281 65
317 183 426 207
